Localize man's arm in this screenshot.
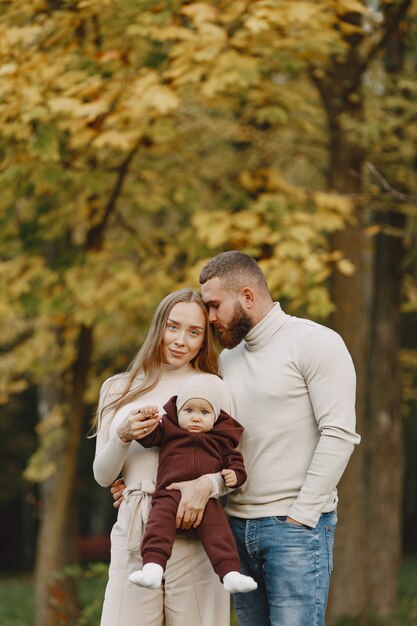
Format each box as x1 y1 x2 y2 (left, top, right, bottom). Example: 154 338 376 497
288 328 361 528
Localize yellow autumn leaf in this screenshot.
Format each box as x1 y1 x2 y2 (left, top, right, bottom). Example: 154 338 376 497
77 0 113 11
287 223 317 243
202 51 259 96
0 63 18 76
265 170 308 202
306 286 335 318
312 212 346 232
303 255 324 274
288 3 321 24
22 86 43 107
68 126 96 149
327 250 344 262
5 24 43 46
364 224 382 236
181 3 218 24
232 211 260 230
74 100 109 121
144 86 180 115
313 191 353 215
49 97 81 114
336 258 356 276
239 170 261 191
93 130 139 150
336 0 369 15
129 72 179 115
245 16 269 33
196 22 226 42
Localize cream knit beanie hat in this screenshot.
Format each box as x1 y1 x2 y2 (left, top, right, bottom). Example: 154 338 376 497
176 374 225 420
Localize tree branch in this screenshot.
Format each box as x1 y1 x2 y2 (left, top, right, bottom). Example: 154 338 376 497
103 140 144 226
312 1 413 99
354 0 412 87
366 162 417 205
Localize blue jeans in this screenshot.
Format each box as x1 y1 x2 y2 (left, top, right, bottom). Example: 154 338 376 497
229 511 337 626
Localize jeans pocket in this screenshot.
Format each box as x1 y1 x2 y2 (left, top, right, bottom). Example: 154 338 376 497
272 516 312 530
325 525 335 574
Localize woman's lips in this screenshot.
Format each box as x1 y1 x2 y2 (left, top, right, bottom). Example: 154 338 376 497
170 349 186 358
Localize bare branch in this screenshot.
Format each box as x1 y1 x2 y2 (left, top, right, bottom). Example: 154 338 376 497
365 162 417 204
84 137 146 250
101 137 145 230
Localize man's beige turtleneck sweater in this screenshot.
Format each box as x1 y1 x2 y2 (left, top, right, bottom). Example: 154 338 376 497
221 303 360 528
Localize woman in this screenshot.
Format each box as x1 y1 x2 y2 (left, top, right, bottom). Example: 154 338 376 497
93 288 230 626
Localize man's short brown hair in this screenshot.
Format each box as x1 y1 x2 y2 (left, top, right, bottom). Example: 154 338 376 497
199 251 269 294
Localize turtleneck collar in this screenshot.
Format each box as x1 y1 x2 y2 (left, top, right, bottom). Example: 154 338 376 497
245 303 290 351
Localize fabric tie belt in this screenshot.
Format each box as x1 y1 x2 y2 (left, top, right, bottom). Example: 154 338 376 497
123 480 155 553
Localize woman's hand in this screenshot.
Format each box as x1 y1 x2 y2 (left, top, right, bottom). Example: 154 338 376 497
116 406 161 443
166 476 213 530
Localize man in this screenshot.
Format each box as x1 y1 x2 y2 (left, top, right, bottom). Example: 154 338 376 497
198 250 360 626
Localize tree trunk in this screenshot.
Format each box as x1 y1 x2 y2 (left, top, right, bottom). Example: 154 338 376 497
32 137 136 625
328 225 369 620
365 13 407 613
366 211 404 614
323 96 370 620
313 10 410 618
330 207 404 620
34 325 92 626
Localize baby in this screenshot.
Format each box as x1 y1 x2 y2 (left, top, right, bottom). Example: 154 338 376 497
128 373 257 594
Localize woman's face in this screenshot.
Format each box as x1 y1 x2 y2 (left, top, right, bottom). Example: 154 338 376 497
161 301 206 368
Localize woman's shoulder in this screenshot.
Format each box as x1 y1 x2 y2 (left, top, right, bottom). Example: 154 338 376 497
100 371 147 396
99 372 130 398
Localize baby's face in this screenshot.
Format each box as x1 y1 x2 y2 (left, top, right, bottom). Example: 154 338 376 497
178 398 216 433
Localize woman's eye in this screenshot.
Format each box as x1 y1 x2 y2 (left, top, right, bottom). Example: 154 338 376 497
168 324 178 331
189 329 200 336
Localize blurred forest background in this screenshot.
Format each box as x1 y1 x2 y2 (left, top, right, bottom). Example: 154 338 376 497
0 1 417 625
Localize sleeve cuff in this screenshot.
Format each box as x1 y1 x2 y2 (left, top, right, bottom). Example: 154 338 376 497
115 432 132 448
288 504 323 529
205 472 230 498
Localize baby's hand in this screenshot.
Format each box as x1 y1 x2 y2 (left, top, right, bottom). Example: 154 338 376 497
221 469 237 487
139 405 159 419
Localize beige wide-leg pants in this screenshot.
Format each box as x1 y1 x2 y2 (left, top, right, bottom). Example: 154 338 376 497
100 481 230 626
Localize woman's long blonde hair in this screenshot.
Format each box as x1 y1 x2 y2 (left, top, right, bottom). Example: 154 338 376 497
93 288 219 433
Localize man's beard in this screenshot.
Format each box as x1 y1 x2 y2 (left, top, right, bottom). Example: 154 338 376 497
217 301 253 349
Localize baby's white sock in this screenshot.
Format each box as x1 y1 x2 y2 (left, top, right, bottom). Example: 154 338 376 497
223 571 258 593
128 563 164 589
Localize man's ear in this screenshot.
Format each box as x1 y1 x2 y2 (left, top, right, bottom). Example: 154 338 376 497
240 287 255 309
